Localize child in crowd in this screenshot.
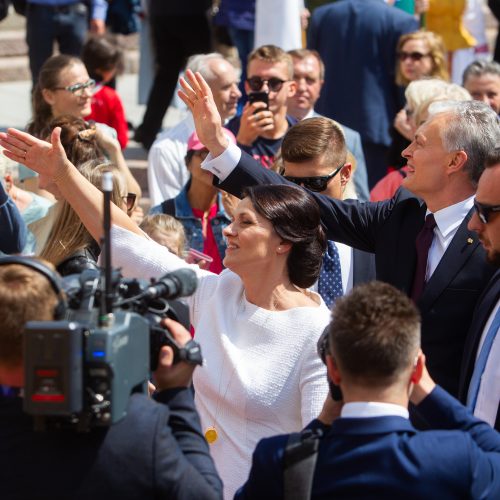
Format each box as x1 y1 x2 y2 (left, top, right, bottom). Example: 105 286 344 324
82 35 129 149
140 214 187 257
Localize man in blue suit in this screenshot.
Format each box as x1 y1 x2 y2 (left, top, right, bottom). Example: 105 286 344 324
307 0 418 187
235 281 500 499
286 48 370 201
459 149 500 431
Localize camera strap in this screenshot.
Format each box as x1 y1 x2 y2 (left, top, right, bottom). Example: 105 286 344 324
283 428 322 500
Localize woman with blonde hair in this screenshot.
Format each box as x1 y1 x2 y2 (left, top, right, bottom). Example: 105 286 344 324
39 160 130 276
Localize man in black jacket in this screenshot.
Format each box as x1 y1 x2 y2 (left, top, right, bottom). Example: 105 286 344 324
179 72 499 398
0 257 222 500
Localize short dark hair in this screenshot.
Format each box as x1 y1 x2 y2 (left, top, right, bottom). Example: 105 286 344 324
82 34 124 81
281 117 347 169
243 184 326 288
329 282 421 387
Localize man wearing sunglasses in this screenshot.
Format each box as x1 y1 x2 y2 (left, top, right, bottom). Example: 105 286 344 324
459 149 500 431
180 72 499 402
225 45 297 169
281 117 375 307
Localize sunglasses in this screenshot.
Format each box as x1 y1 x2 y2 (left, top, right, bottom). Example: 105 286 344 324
246 76 287 92
53 78 96 96
398 51 430 62
473 200 500 224
122 192 137 212
284 165 344 192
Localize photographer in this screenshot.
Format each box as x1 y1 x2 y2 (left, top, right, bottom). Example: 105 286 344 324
0 257 222 500
236 282 500 499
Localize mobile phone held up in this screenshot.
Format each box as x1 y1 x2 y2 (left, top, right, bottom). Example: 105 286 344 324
186 248 213 265
248 91 269 112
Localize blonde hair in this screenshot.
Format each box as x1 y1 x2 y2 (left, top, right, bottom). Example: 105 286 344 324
140 214 187 256
396 31 449 87
247 45 294 79
39 160 125 266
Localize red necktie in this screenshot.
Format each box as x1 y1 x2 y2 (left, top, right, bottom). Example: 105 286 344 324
410 213 436 302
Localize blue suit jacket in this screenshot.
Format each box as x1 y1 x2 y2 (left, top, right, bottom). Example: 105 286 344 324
235 386 500 499
0 388 222 500
458 270 500 431
215 151 496 396
308 0 418 146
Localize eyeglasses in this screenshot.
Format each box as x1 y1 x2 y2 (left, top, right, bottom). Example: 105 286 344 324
246 76 287 92
398 51 430 62
283 165 344 192
473 200 500 224
53 78 96 96
122 192 137 212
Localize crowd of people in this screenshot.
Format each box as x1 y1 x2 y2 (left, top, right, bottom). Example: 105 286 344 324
0 1 499 499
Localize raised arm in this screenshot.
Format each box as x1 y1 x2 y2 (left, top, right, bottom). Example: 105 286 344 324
0 127 142 243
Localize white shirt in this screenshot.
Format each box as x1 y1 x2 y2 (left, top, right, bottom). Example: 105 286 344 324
473 299 500 427
341 402 409 419
147 114 195 205
426 196 474 280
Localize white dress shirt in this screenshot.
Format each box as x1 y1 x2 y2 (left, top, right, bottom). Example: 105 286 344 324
426 196 474 280
341 402 409 419
147 114 195 205
473 299 500 427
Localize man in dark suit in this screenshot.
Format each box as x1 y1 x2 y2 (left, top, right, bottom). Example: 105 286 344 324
459 149 500 430
0 257 222 500
178 73 499 397
307 0 418 186
279 116 375 306
235 282 500 499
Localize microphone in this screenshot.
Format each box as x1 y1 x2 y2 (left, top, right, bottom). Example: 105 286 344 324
145 268 198 300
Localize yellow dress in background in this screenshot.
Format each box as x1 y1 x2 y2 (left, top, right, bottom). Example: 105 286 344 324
426 0 476 52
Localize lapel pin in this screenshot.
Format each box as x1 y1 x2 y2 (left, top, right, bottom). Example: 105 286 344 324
467 238 474 244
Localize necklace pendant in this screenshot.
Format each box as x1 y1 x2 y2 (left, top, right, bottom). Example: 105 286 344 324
205 426 218 444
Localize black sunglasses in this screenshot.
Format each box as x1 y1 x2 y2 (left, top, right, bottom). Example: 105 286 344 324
122 192 137 212
473 200 500 224
246 76 287 92
398 51 430 62
284 165 344 192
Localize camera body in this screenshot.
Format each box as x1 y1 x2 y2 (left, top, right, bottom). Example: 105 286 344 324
23 268 199 431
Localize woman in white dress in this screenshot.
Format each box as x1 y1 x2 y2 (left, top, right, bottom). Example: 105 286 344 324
0 128 331 499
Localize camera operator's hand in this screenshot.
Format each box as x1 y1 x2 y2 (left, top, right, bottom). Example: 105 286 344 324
153 318 197 391
317 391 343 426
409 353 436 406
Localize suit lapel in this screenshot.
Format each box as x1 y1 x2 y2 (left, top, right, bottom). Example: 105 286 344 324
419 208 478 312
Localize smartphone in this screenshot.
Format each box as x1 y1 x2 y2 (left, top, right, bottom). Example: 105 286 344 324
186 248 213 265
248 91 269 112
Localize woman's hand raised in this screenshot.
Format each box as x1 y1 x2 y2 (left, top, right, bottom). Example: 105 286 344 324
0 127 73 184
178 69 230 158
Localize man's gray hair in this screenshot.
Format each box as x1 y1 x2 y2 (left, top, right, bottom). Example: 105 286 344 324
462 59 500 85
186 53 227 82
429 100 500 186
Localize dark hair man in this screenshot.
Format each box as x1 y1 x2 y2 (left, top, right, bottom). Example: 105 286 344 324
0 257 222 499
179 73 498 400
286 48 369 201
235 282 500 499
459 147 500 430
225 45 297 169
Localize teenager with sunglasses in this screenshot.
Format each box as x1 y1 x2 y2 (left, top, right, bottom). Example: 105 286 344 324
225 45 297 170
280 117 375 307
